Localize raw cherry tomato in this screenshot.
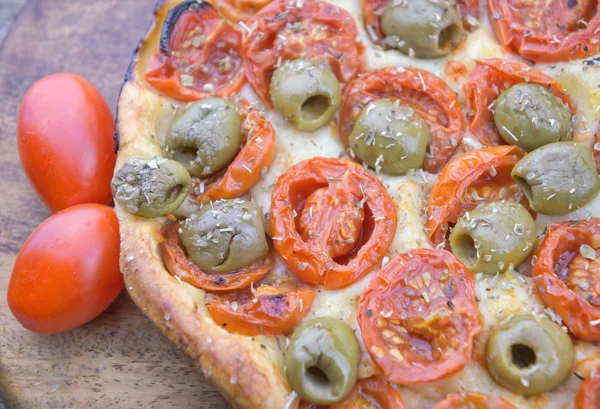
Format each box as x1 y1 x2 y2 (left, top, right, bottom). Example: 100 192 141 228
576 378 600 409
160 222 273 292
362 0 479 46
206 285 315 335
300 377 404 409
17 73 116 212
431 392 518 409
426 146 528 247
200 108 276 202
488 0 600 62
270 157 397 289
532 218 600 341
7 204 123 334
465 59 575 147
358 249 481 385
242 0 365 108
339 67 465 173
145 1 245 102
212 0 271 22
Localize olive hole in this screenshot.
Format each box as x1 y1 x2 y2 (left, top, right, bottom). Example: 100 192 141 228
438 24 460 50
306 366 331 389
167 184 183 201
454 234 478 266
174 147 198 166
301 95 330 121
510 344 537 368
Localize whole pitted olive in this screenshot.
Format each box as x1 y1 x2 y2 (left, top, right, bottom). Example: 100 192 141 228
166 97 242 177
494 83 572 152
270 59 341 132
285 317 359 404
380 0 464 58
111 156 191 217
511 142 600 215
179 199 268 273
487 314 575 395
348 99 430 175
449 201 536 275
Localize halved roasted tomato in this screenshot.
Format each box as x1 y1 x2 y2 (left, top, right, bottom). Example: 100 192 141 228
212 0 271 22
358 248 481 385
241 0 365 108
270 157 396 289
576 378 600 409
426 146 528 247
339 67 465 174
145 1 245 101
206 285 315 335
464 59 575 147
488 0 600 62
532 218 600 342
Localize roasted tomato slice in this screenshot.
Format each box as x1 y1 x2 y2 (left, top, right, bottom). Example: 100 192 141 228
361 0 479 46
206 285 315 335
160 222 273 292
488 0 600 62
339 67 465 174
532 218 600 341
241 0 365 108
431 392 518 409
145 1 245 101
213 0 271 22
577 378 600 409
357 248 481 384
300 377 404 409
426 146 528 247
270 157 396 289
200 108 276 201
464 59 575 147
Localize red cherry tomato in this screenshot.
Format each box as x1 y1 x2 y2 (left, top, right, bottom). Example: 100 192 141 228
18 73 116 212
7 204 123 334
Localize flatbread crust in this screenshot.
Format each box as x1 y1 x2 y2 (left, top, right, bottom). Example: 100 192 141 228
114 2 295 408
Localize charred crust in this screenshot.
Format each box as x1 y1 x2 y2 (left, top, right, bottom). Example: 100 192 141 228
160 0 212 54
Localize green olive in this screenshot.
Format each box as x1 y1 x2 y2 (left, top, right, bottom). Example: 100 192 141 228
111 156 191 217
270 59 341 132
449 201 536 275
380 0 464 58
511 142 600 215
494 83 572 152
179 199 268 273
166 97 242 177
487 314 575 395
348 99 430 175
285 317 359 405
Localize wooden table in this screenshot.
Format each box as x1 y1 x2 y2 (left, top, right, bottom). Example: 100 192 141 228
0 1 230 408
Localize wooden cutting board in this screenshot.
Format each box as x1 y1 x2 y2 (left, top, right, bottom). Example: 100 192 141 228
0 1 230 408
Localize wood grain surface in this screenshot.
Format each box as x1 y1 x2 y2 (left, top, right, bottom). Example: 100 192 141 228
0 1 230 408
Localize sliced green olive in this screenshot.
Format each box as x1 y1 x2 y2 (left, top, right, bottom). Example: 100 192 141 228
511 142 600 215
494 83 572 152
270 59 341 132
449 201 536 275
285 317 359 405
348 99 430 175
166 97 242 177
179 199 268 273
380 0 464 58
111 156 191 217
487 314 575 395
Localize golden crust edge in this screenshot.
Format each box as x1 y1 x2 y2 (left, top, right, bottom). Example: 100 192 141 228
114 18 296 405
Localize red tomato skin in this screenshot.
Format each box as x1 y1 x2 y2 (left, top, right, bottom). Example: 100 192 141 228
18 73 116 212
7 204 123 334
